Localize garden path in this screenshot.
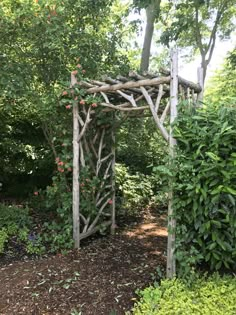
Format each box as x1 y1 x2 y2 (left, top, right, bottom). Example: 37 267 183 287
0 208 167 315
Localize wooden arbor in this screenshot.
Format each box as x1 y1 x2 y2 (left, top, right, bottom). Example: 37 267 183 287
71 57 202 277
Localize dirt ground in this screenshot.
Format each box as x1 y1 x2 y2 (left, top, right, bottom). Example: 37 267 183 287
0 209 167 315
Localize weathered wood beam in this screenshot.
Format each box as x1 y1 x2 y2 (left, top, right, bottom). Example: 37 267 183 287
140 86 169 142
103 76 143 94
79 220 112 241
155 84 164 113
160 69 201 93
111 130 116 235
100 102 149 111
166 49 178 279
78 106 92 143
160 101 170 124
71 73 80 249
117 90 137 107
84 77 171 94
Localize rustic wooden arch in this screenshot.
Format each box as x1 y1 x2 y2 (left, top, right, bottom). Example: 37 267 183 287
70 51 203 278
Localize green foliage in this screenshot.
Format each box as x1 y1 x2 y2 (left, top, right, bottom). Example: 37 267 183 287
0 104 53 197
168 103 236 274
116 163 154 212
0 204 32 227
32 174 73 253
117 117 167 174
0 0 131 198
206 48 236 105
0 204 45 254
131 273 236 315
0 228 8 253
160 0 235 52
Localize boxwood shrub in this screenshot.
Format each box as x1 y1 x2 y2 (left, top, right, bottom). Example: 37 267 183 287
131 274 236 315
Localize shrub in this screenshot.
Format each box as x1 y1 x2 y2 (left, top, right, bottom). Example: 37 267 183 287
0 228 8 253
0 204 32 228
158 103 236 274
0 204 45 255
116 163 156 214
34 174 74 253
131 274 236 315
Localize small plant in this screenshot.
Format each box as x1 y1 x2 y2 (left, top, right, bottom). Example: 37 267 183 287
150 265 165 285
0 228 8 253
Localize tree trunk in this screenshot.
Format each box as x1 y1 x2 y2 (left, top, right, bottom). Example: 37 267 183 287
201 58 207 87
140 0 161 73
197 67 204 103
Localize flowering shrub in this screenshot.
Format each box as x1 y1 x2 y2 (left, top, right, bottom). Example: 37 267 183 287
32 62 114 251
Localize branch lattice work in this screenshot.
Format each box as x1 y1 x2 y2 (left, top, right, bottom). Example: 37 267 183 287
70 70 202 246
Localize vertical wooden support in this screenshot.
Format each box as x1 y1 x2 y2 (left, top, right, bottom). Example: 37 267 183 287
197 67 204 104
111 129 116 235
167 48 178 278
71 74 80 249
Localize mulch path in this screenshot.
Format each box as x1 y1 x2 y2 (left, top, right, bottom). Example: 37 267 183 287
0 209 167 315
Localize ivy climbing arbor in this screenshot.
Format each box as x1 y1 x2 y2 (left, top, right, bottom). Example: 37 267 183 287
66 54 202 278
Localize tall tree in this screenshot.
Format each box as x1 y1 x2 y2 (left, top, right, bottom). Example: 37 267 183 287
160 0 236 85
133 0 162 73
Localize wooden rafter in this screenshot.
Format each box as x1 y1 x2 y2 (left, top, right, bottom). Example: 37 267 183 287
81 77 171 94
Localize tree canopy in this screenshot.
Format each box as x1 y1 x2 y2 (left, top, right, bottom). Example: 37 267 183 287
160 0 236 84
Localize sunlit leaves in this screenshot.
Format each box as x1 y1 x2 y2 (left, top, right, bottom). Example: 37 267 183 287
206 48 236 105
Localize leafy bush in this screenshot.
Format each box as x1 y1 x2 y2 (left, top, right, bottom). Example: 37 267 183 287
163 103 236 274
0 204 32 228
33 174 74 253
206 48 236 106
0 204 45 255
117 117 167 174
116 163 157 213
0 228 8 253
131 274 236 315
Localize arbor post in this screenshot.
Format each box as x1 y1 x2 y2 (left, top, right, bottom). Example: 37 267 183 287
71 73 80 249
111 129 116 235
166 48 178 278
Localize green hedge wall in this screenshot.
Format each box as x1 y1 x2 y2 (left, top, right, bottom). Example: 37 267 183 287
171 103 236 274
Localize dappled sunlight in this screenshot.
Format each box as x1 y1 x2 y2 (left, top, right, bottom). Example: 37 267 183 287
122 216 168 257
125 223 167 238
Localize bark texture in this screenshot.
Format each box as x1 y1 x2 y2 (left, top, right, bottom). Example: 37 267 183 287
140 0 161 73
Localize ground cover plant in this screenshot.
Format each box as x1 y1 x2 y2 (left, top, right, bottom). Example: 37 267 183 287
131 273 236 315
0 204 45 256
